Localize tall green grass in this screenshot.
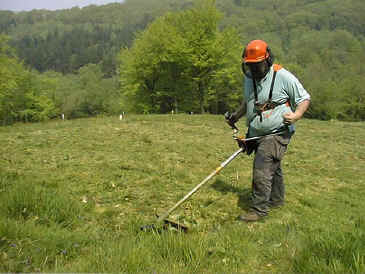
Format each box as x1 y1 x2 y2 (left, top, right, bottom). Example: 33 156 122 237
0 175 82 227
0 115 364 272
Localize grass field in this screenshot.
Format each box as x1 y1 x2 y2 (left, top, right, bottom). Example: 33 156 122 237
0 114 364 272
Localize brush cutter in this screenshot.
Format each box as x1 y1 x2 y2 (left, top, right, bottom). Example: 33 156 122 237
140 118 287 232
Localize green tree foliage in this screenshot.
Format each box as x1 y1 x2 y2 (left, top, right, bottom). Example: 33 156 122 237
0 36 57 125
286 29 365 121
1 0 365 121
35 65 121 119
0 1 195 76
0 35 19 124
119 0 242 114
0 36 122 125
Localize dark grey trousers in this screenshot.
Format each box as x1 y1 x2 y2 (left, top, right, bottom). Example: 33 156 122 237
250 134 290 216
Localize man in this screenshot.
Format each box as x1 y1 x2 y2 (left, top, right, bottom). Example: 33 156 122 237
226 40 310 222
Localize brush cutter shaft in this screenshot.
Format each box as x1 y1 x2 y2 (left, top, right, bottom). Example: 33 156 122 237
157 147 244 223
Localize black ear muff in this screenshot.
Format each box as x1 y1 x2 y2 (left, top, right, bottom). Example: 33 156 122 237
242 47 247 59
241 47 253 78
241 47 247 74
266 47 274 67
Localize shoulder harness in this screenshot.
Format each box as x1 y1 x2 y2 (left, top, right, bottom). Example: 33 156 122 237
252 64 289 122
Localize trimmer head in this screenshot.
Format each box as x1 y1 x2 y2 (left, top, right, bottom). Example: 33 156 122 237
163 218 189 232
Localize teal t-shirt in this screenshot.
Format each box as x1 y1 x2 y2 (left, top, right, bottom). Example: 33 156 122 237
244 65 310 137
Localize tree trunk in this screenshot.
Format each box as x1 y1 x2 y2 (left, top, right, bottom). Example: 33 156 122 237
198 81 205 114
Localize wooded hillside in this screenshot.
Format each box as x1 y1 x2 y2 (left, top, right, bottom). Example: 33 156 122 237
1 0 364 124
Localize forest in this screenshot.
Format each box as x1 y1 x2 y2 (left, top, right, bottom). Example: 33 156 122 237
1 0 365 125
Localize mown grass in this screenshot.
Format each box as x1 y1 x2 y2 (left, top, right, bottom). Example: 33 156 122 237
0 114 364 272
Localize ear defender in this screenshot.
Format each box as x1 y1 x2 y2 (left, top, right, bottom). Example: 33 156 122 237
241 47 247 73
266 47 274 67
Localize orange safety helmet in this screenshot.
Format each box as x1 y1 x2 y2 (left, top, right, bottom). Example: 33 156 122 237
242 40 273 65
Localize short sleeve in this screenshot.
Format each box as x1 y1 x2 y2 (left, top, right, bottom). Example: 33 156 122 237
282 69 310 107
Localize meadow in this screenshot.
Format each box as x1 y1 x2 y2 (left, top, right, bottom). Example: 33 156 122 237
0 114 364 272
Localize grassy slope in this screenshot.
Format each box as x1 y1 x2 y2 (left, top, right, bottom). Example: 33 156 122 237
0 115 364 272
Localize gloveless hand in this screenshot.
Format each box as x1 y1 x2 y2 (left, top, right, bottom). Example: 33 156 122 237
283 100 310 125
283 112 299 125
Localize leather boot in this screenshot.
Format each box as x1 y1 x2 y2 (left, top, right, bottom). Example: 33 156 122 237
238 211 262 222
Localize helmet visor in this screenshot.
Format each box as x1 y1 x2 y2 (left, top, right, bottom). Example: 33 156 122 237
242 60 269 80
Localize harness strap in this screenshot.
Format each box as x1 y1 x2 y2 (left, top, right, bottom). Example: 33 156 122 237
268 70 277 102
252 64 283 122
252 79 263 121
253 78 258 103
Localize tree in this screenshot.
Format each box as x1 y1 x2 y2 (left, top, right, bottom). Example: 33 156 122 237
118 0 242 114
2 0 365 121
0 35 20 125
0 35 58 125
44 64 121 118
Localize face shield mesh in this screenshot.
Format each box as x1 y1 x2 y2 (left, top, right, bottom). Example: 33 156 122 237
242 60 270 80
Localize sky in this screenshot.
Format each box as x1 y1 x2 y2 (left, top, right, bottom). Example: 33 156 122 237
0 0 125 12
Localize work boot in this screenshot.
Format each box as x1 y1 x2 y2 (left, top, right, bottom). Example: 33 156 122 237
238 211 262 222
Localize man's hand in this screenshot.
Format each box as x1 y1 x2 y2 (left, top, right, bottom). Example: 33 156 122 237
224 112 239 129
283 111 299 125
225 103 246 128
283 99 310 125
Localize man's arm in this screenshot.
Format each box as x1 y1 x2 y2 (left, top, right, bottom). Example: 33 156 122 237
225 101 246 129
283 99 310 124
232 101 246 121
